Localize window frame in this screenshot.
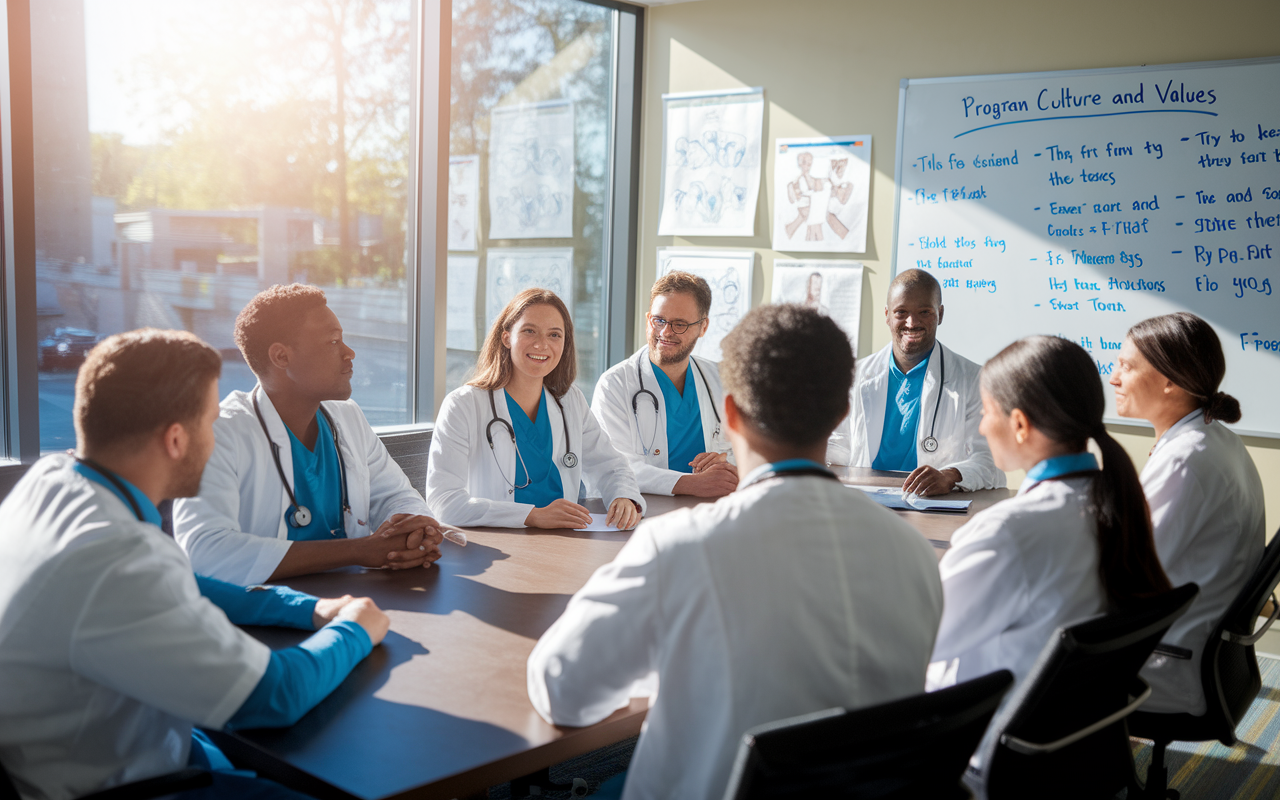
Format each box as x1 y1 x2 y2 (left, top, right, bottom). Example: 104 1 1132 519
0 0 643 469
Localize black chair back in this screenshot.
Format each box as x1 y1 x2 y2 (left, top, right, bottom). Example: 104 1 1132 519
0 760 20 800
722 669 1015 800
1196 527 1280 744
979 583 1199 800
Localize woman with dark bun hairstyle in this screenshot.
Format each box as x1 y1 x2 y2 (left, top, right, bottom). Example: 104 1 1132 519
1111 312 1265 715
929 335 1170 769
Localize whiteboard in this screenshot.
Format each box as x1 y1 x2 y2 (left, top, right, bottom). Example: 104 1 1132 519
893 57 1280 438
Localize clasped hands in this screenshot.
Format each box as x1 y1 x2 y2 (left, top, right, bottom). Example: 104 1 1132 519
901 465 963 497
364 513 448 571
674 452 738 498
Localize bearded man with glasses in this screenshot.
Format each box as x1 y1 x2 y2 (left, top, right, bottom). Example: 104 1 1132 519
589 271 738 498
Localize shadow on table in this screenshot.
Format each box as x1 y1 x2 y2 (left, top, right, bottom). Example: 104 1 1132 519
224 629 534 798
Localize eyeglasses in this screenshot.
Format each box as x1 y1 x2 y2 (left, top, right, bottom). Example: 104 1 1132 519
649 316 706 335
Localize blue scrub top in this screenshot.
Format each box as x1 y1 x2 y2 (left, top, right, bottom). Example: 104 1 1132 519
872 349 932 472
506 389 565 508
651 361 704 474
287 412 345 540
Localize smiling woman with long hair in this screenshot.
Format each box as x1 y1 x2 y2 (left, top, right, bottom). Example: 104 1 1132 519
425 289 644 530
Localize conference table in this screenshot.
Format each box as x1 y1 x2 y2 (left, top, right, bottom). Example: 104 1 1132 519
211 468 1013 800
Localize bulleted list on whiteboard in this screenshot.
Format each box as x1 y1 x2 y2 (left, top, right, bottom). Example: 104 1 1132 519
895 60 1280 434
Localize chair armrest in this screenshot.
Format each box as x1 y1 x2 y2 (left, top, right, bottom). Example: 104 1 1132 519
1223 592 1280 646
78 768 212 800
999 680 1152 756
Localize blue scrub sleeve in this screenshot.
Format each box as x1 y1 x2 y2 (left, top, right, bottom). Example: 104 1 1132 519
226 620 373 730
197 575 318 630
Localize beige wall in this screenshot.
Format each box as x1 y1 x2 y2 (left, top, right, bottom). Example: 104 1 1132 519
637 0 1280 532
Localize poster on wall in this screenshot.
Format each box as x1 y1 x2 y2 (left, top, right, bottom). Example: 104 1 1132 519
770 259 863 353
657 88 764 237
446 255 479 351
656 248 755 362
448 155 480 252
772 136 871 253
488 100 575 240
484 247 575 330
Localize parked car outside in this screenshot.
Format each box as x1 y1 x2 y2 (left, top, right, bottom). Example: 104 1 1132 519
38 327 104 370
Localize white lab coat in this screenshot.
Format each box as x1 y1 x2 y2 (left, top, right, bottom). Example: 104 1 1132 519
828 341 1004 491
589 348 733 495
528 469 943 800
1139 410 1266 715
0 455 270 800
173 386 432 586
928 475 1106 768
426 384 645 528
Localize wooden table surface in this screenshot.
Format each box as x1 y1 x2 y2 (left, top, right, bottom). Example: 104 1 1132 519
215 470 1013 800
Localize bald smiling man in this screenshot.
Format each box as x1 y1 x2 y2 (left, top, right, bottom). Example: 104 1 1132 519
827 269 1005 495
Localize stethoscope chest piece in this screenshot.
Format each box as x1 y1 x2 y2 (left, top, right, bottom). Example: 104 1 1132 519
562 451 578 469
922 436 939 453
291 505 313 527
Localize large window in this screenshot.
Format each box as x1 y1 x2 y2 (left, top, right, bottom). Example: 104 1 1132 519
34 0 416 450
446 0 636 398
4 0 639 458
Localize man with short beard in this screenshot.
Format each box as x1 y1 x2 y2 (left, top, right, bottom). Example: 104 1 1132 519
591 271 737 498
0 329 389 799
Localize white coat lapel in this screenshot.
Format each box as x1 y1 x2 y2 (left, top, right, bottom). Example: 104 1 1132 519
254 386 296 540
321 402 370 537
637 354 671 462
861 355 889 464
490 388 520 498
692 358 721 453
547 388 581 503
916 348 942 462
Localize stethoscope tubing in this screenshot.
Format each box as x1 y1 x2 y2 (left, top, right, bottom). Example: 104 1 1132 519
922 347 945 454
632 355 721 455
253 388 350 530
486 387 578 492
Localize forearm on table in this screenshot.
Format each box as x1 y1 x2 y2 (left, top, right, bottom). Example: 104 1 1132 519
197 575 317 629
269 538 370 581
226 620 373 729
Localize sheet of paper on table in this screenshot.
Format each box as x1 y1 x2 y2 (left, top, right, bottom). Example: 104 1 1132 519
576 513 625 532
846 485 972 513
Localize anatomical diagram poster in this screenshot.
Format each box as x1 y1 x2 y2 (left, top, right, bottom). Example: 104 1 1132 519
658 88 764 237
772 136 871 253
770 259 863 353
488 101 575 240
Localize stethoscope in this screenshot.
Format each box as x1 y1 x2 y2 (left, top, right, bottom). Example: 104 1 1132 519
486 389 578 493
921 347 946 454
77 457 146 522
253 391 350 532
632 356 722 456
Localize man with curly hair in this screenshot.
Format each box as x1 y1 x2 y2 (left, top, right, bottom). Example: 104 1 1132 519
528 305 943 800
173 284 444 585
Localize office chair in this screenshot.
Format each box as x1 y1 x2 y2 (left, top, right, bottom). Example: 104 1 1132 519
1128 528 1280 799
0 761 210 800
721 669 1015 800
973 582 1199 800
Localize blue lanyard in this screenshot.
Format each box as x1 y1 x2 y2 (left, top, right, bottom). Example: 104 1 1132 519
741 458 837 489
1025 452 1099 484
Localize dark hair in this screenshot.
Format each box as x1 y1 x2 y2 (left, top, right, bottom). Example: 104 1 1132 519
470 289 576 398
720 304 854 447
651 271 713 319
981 335 1171 609
234 283 329 375
888 268 941 305
75 329 222 453
1128 312 1240 424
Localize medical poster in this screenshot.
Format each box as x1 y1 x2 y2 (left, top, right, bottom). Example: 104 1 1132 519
658 89 764 237
656 248 755 362
488 101 575 240
770 259 863 354
448 155 480 252
446 255 479 351
484 247 575 330
772 136 871 253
